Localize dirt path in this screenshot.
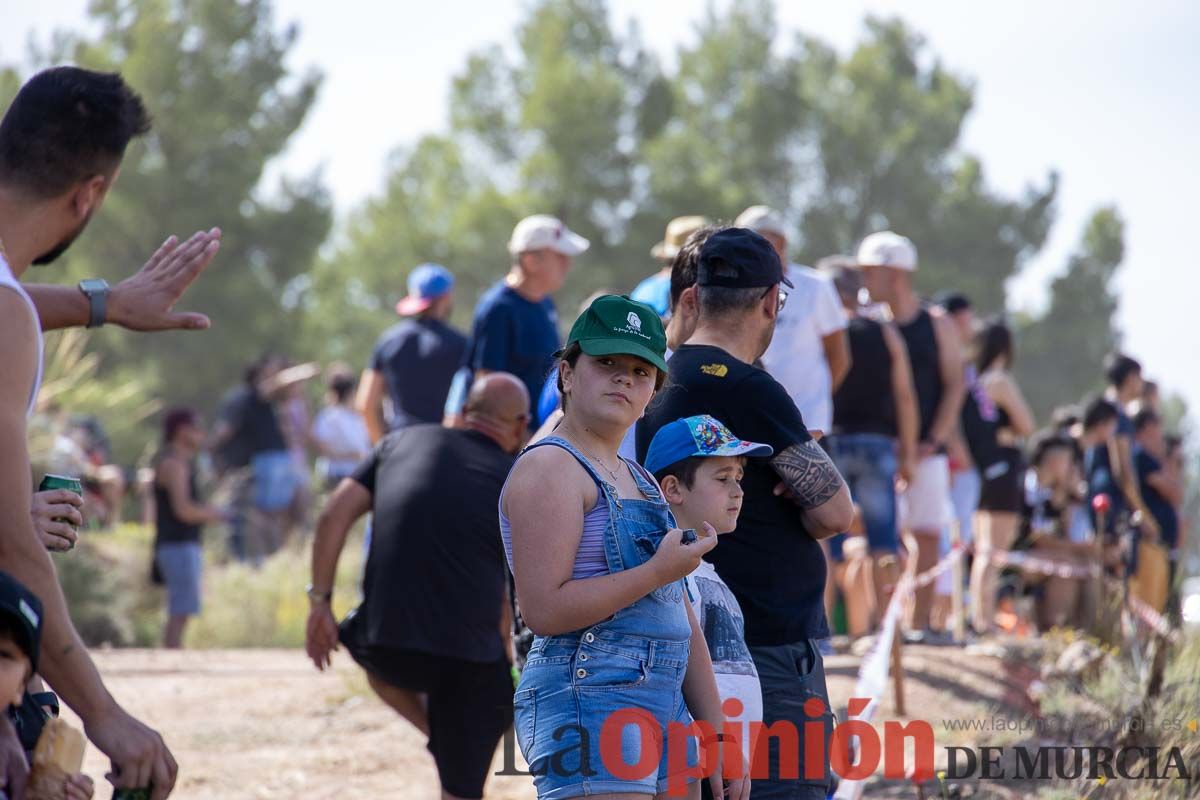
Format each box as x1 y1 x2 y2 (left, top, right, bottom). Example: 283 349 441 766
61 644 1035 799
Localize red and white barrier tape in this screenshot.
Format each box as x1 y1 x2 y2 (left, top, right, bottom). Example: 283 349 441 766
987 548 1101 579
833 546 964 800
1126 593 1180 644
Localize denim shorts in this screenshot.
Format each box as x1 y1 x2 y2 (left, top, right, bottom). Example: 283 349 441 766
156 541 202 616
513 631 698 799
252 450 298 511
827 434 899 554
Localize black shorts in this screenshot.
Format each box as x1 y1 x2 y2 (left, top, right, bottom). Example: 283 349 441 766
340 636 513 798
978 447 1025 513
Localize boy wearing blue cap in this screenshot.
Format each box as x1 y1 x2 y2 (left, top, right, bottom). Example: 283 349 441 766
646 414 773 777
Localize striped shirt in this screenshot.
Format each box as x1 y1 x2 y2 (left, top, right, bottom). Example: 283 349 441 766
501 496 609 579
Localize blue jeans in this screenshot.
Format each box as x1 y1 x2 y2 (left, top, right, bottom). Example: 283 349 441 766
251 450 298 511
826 434 899 560
512 437 698 799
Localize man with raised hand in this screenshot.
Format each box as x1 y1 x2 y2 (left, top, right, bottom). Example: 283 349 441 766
0 66 221 799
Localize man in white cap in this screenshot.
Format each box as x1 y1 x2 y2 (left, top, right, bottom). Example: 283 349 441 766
856 231 964 639
446 214 589 428
631 215 709 318
735 205 849 436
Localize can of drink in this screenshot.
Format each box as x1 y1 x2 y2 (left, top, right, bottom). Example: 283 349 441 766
37 474 83 526
38 473 83 498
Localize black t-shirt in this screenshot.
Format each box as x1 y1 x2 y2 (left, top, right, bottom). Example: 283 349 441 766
1136 449 1179 549
215 385 287 468
352 425 515 662
369 319 467 429
636 344 827 646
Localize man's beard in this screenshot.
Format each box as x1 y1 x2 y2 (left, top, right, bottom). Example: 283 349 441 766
32 212 91 266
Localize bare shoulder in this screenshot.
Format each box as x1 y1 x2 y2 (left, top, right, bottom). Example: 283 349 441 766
502 443 594 514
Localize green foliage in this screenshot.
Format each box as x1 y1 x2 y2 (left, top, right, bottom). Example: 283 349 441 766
1016 207 1125 420
304 2 1059 367
2 0 332 444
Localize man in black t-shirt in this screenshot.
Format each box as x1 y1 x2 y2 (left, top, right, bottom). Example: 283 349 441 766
356 263 467 443
305 373 529 800
637 228 853 799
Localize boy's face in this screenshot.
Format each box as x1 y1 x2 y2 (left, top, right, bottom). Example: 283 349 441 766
0 635 31 707
663 456 746 534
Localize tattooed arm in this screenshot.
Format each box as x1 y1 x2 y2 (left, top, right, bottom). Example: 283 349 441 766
771 439 854 540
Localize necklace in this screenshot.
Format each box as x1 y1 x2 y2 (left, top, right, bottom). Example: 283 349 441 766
563 430 622 480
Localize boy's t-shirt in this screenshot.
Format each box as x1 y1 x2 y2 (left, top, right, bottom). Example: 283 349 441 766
684 560 762 766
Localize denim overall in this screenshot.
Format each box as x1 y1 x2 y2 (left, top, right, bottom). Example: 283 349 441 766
512 436 698 799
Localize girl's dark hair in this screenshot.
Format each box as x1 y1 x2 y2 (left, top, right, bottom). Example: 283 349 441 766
975 318 1014 372
555 342 667 412
163 408 199 442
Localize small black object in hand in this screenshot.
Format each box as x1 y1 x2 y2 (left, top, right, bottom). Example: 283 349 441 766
680 528 697 545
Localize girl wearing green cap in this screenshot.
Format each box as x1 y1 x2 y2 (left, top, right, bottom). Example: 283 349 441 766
500 295 749 799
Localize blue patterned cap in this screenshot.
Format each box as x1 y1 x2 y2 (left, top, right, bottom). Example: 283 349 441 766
644 415 774 475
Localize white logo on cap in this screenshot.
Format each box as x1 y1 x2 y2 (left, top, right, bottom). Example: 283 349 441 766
627 312 642 331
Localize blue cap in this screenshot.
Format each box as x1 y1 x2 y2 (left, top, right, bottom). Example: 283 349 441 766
644 415 774 475
697 228 793 289
396 263 455 315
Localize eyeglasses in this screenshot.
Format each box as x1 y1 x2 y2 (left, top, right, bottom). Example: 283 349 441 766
761 285 789 313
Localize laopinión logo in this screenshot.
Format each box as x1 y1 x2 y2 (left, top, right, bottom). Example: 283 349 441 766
496 699 1195 795
497 697 937 795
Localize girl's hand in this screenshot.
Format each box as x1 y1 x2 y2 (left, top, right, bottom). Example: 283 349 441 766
650 522 717 583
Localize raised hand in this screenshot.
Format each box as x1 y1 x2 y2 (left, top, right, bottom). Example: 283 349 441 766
107 229 222 332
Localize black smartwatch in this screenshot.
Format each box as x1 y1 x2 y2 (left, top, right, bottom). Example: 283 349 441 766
77 278 110 328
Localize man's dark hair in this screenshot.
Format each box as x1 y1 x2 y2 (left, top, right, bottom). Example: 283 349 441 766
975 318 1015 372
1103 352 1142 390
932 291 972 315
1082 396 1120 430
669 225 722 312
698 285 766 318
1030 431 1076 468
328 372 357 403
652 456 705 490
817 255 860 304
0 66 151 199
1133 408 1160 434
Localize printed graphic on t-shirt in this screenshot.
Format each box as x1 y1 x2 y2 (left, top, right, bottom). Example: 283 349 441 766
693 573 756 676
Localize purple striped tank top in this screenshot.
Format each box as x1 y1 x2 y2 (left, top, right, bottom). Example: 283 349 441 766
500 494 610 579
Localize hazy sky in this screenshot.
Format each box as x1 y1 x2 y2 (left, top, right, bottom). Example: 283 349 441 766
4 0 1198 412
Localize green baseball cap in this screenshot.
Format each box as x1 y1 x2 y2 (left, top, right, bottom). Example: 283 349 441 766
567 294 668 373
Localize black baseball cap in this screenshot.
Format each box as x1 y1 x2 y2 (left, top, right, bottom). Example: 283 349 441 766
0 572 42 672
696 228 793 289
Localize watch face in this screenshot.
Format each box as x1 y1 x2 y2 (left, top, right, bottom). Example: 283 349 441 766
80 279 108 293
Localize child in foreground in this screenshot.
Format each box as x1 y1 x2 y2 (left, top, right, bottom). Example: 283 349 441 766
646 414 774 781
0 571 93 800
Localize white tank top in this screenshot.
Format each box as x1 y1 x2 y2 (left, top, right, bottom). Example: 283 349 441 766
0 253 44 417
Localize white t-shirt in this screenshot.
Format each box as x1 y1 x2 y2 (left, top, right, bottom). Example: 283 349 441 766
684 560 763 766
311 405 371 480
0 253 43 417
760 264 846 434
